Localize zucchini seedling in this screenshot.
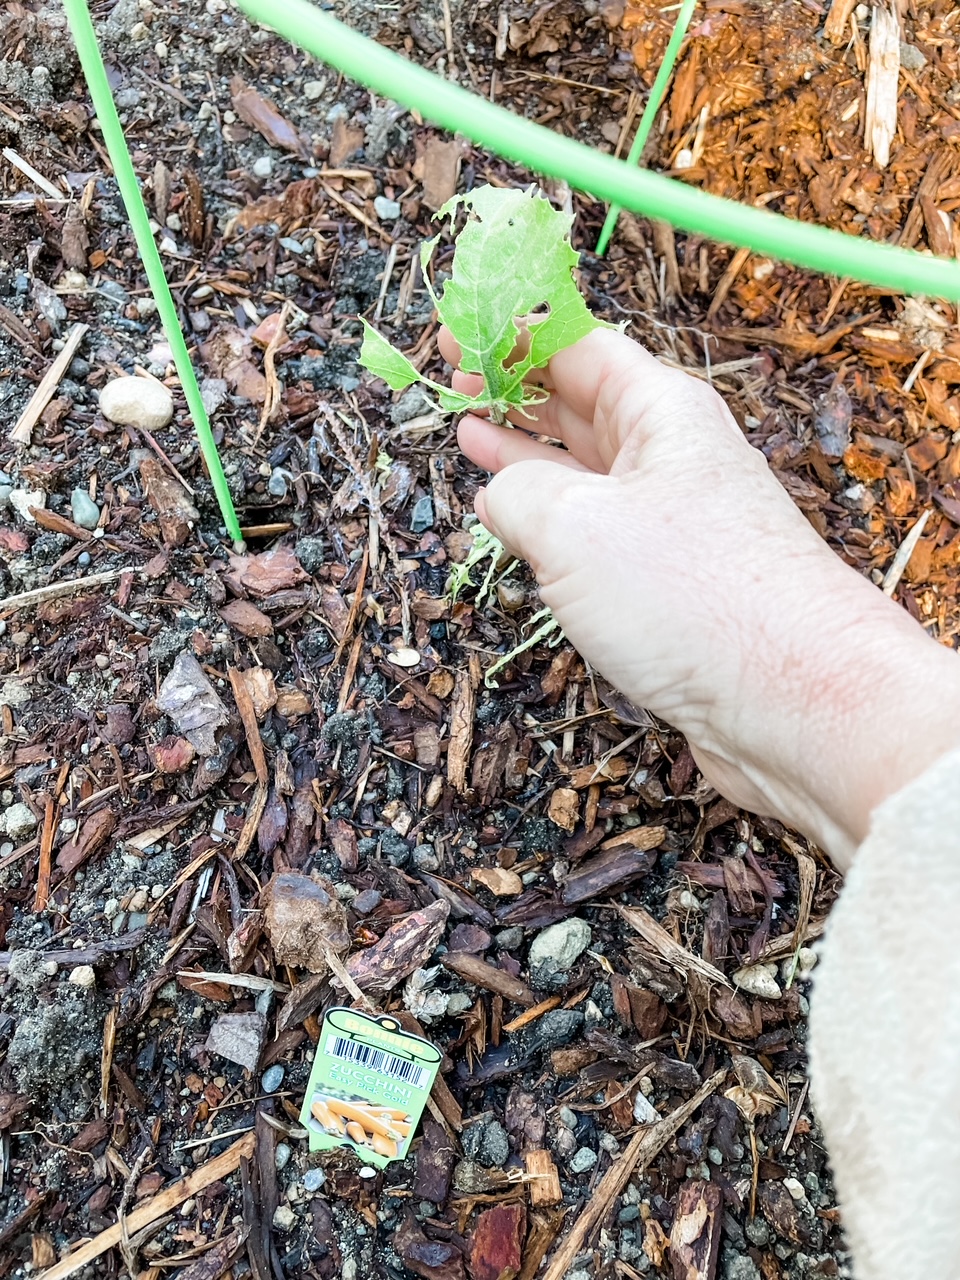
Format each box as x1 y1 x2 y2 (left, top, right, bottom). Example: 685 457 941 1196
360 184 607 423
362 184 603 685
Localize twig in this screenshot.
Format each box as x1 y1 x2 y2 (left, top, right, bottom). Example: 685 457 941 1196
32 793 55 912
11 322 90 444
0 567 121 613
781 1078 811 1156
322 182 393 242
882 508 931 595
618 904 732 989
540 1069 727 1280
37 1132 256 1280
2 145 65 200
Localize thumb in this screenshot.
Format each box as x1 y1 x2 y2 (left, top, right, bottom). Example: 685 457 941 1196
476 458 598 580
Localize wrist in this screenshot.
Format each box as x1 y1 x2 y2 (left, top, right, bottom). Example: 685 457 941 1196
756 583 960 870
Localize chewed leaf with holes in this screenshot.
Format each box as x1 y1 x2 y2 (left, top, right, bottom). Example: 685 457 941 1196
360 185 607 421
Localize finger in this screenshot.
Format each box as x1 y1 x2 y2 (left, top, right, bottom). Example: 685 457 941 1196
458 414 593 476
475 457 600 573
545 328 743 469
438 326 461 367
451 371 606 472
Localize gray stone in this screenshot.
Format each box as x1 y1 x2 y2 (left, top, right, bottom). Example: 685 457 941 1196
410 495 434 533
304 1167 325 1192
261 1064 285 1093
570 1147 597 1174
745 1218 770 1247
529 918 592 983
480 1120 509 1167
495 928 524 950
295 536 326 575
724 1256 761 1280
272 1204 296 1231
70 488 100 529
253 156 273 178
275 1142 292 1171
374 195 401 221
900 42 927 71
412 843 439 872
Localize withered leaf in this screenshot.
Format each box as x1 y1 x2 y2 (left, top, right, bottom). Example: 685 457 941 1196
57 807 116 874
228 546 309 597
219 598 274 638
263 872 351 973
230 77 308 157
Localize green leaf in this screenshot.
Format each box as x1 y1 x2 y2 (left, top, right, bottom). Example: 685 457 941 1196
358 185 606 421
359 320 420 391
430 186 606 414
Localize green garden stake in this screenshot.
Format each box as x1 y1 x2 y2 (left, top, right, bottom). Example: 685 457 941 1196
62 0 244 546
595 0 699 257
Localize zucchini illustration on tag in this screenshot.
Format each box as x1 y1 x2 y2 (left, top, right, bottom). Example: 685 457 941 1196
300 1007 442 1166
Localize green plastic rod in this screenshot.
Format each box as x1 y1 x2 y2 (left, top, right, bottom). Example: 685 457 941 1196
596 0 698 256
235 0 960 301
62 0 243 545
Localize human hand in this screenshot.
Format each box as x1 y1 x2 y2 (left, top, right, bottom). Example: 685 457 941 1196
442 325 960 869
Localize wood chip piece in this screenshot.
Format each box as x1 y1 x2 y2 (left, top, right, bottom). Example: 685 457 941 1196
669 1179 723 1280
525 1149 562 1207
864 2 900 168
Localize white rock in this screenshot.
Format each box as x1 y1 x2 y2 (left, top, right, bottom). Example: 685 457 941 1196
98 375 174 430
732 963 781 1000
69 964 96 989
3 802 37 840
783 1176 806 1201
304 79 326 101
9 487 46 523
633 1090 659 1125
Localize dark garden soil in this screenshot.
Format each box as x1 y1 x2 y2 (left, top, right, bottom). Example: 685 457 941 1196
0 0 957 1277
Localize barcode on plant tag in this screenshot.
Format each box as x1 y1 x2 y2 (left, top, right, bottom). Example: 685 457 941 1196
326 1035 429 1089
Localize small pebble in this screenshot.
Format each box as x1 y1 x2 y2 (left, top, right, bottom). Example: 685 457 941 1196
303 1167 325 1192
253 156 273 178
732 963 781 1000
68 964 96 989
558 1106 578 1130
569 1147 597 1174
303 79 326 100
70 489 100 531
261 1064 285 1093
275 1142 292 1171
374 195 402 221
98 375 174 431
272 1204 296 1231
78 552 92 568
783 1176 806 1201
3 803 37 840
129 888 149 912
633 1091 659 1125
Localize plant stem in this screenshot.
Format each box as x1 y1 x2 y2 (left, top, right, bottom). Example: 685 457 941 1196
62 0 244 545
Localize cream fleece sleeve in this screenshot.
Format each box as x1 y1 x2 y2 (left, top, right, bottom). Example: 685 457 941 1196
809 746 960 1280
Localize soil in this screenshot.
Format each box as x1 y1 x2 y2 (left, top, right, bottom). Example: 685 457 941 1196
0 0 956 1278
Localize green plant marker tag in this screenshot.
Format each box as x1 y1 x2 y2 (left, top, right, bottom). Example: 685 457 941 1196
300 1007 442 1166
